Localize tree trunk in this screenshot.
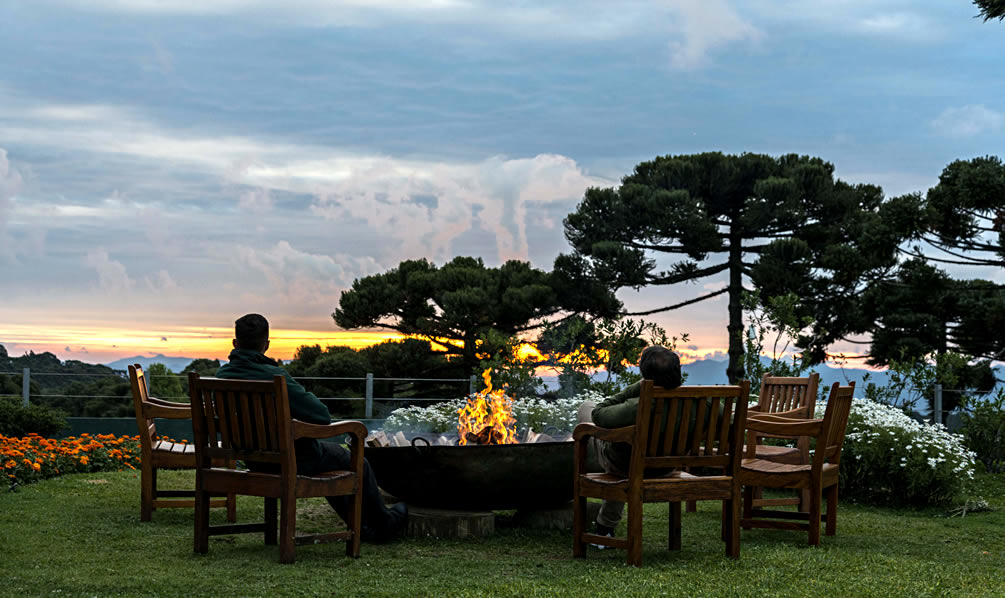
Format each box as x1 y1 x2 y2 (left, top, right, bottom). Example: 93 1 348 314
726 227 745 384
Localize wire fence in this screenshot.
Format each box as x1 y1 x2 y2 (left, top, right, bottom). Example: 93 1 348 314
0 368 477 420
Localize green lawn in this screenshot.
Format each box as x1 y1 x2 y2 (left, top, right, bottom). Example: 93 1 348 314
1 471 1003 598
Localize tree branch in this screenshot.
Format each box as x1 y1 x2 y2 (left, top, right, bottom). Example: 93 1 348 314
622 287 729 316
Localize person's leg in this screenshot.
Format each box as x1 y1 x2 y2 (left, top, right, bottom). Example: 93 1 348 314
301 441 405 538
578 400 626 531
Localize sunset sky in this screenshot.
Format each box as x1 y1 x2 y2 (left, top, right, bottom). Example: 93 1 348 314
1 1 1002 365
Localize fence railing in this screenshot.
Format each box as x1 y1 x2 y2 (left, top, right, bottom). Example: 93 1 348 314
1 368 478 419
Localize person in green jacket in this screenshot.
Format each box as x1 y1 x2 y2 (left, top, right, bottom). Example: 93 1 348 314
576 345 682 541
216 314 406 542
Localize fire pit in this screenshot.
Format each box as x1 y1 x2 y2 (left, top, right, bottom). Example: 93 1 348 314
365 434 578 511
365 370 598 511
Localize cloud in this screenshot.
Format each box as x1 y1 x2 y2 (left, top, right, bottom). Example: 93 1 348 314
0 148 25 259
232 240 384 310
144 269 178 292
83 249 133 293
307 153 606 263
238 187 273 214
667 0 762 70
931 104 1004 138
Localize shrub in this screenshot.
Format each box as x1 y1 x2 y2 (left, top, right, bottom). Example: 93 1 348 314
961 390 1005 474
2 432 141 489
383 392 596 435
833 398 976 507
0 400 68 437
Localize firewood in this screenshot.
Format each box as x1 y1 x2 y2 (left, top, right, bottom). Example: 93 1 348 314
525 429 540 444
393 431 408 447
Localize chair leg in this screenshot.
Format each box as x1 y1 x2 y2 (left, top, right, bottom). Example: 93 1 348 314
264 498 278 545
725 497 741 559
194 486 210 554
742 485 753 528
226 493 237 523
572 494 587 558
685 500 697 513
799 487 811 513
627 498 643 567
668 502 682 551
347 483 363 558
279 495 297 564
825 484 838 536
808 480 822 546
140 463 154 522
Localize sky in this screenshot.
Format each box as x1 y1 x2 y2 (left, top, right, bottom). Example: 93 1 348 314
1 0 1003 364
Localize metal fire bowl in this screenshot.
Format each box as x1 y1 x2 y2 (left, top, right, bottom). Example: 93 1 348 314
366 440 583 511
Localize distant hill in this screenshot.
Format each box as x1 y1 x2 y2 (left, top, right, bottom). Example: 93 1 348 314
105 354 197 373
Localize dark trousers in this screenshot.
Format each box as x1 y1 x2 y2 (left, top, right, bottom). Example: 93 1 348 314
251 440 394 532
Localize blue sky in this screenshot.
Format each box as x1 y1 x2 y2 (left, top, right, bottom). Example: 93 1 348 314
0 0 1002 362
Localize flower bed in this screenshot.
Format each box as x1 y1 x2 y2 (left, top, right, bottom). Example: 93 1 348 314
829 399 977 507
3 433 142 489
382 392 601 435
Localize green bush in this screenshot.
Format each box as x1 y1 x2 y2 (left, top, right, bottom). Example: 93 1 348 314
834 398 976 507
961 391 1005 474
0 400 68 437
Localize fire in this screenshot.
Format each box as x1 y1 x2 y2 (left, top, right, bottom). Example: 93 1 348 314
456 369 518 445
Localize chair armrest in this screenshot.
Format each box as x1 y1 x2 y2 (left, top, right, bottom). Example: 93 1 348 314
573 422 635 444
293 419 368 441
746 416 823 438
142 402 192 419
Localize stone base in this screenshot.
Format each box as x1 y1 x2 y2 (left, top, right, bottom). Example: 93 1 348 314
509 501 601 531
406 506 495 539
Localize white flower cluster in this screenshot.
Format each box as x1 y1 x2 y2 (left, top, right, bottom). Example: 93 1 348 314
382 390 603 435
822 398 977 479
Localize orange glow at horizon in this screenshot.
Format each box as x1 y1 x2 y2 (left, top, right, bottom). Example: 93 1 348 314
0 323 406 363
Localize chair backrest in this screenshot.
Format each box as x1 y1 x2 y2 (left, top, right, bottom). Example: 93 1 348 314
129 364 156 451
631 381 750 477
817 381 856 467
757 373 820 418
188 373 295 473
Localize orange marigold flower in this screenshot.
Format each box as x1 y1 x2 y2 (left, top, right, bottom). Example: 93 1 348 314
22 459 32 466
31 462 41 472
79 456 89 465
3 460 15 469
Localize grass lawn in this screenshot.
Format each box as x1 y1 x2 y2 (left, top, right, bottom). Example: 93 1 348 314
1 471 1003 598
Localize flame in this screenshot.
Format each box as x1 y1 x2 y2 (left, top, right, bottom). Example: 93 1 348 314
457 369 518 445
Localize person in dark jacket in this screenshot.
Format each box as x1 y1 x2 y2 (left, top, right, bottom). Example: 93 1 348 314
216 314 406 542
576 345 682 541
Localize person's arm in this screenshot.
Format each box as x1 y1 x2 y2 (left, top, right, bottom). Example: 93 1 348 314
591 381 642 429
280 371 332 424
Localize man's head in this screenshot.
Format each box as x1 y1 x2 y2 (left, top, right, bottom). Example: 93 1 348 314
233 313 270 353
639 345 682 389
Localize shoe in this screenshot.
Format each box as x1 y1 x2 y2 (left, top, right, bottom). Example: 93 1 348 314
590 523 616 549
364 503 408 543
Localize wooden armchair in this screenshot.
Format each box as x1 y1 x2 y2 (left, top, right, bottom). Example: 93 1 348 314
738 382 856 546
573 381 749 566
188 373 366 563
129 365 235 522
742 373 821 512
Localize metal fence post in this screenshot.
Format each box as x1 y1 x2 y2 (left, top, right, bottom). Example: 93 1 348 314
469 375 476 396
22 367 30 407
933 384 943 426
365 373 374 419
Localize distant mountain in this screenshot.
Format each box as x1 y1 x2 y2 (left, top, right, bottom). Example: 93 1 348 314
543 356 1003 404
105 354 197 373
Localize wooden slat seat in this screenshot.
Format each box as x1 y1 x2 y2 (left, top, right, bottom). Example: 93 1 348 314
189 373 367 563
573 382 750 566
129 365 236 522
738 382 856 546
